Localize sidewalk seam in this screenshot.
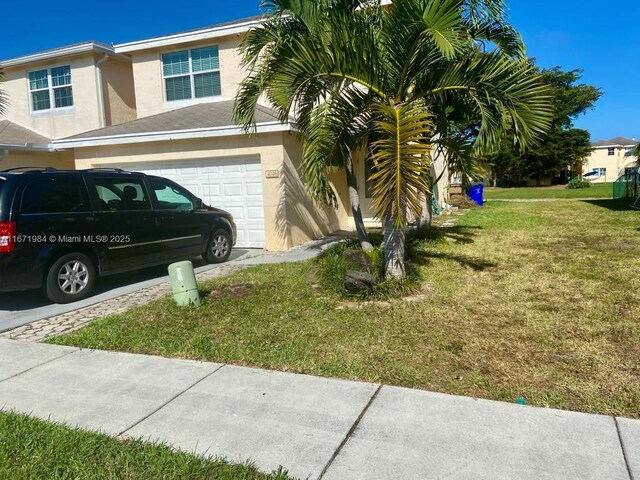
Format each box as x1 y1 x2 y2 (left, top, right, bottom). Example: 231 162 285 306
0 347 79 384
317 383 383 480
115 363 227 438
615 416 635 480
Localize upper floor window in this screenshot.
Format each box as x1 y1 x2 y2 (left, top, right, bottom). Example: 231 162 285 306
28 65 73 112
162 46 221 102
607 147 615 156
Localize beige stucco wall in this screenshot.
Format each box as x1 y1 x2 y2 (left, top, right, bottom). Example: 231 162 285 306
352 146 448 227
281 133 350 247
0 149 74 170
584 146 638 182
101 57 137 126
72 133 347 251
130 34 247 119
2 54 103 139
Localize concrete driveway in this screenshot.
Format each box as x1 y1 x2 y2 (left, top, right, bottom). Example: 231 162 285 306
0 235 344 335
0 248 263 333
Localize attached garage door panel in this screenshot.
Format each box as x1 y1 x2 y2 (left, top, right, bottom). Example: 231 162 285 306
105 158 265 248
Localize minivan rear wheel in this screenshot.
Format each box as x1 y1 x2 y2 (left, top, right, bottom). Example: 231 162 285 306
205 229 232 263
45 253 96 304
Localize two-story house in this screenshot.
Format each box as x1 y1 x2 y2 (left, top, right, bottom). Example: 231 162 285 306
583 137 639 182
0 15 448 251
0 41 136 169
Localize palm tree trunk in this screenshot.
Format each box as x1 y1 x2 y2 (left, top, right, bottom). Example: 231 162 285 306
417 191 433 230
383 216 406 279
345 157 373 251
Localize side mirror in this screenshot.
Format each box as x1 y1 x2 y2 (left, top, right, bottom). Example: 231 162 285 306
194 198 204 210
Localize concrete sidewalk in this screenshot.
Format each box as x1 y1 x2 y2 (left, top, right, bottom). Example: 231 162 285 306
0 339 638 480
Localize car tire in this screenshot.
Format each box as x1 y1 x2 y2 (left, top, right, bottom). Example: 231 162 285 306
205 229 232 264
45 253 96 304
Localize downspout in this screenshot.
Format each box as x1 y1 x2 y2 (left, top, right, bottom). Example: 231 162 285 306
96 53 110 128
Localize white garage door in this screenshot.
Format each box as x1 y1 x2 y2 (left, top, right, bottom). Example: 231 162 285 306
104 158 265 248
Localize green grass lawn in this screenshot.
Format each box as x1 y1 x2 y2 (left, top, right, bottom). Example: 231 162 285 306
0 411 295 480
49 198 640 418
484 182 613 200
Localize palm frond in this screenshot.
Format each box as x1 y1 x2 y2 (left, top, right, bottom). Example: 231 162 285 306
0 74 5 117
368 102 433 227
300 84 373 206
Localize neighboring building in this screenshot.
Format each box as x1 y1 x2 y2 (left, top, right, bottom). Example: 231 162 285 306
0 16 447 251
583 137 639 182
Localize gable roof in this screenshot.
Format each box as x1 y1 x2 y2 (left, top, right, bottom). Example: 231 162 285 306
0 120 52 150
53 101 292 148
592 137 639 148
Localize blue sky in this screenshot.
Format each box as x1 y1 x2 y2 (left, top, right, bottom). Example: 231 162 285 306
1 0 637 141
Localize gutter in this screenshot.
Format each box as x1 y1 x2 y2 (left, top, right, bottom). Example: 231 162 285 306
114 18 263 53
0 143 58 152
96 53 110 128
0 43 115 69
52 121 297 149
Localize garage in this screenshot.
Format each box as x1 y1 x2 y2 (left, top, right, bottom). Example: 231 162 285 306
105 157 266 248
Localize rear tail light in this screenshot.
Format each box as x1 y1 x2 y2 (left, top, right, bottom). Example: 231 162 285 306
0 222 15 253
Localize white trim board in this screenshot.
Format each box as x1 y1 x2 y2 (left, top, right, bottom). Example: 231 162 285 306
52 121 295 148
115 19 263 53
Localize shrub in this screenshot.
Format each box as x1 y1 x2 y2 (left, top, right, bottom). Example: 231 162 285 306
315 233 424 300
566 178 592 189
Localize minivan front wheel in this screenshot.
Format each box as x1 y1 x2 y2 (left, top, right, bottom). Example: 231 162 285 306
45 253 96 304
205 229 232 263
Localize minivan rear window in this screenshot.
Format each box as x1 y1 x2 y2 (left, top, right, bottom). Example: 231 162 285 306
21 178 91 214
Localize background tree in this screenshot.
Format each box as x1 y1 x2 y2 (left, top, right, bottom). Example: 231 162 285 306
486 67 602 185
235 0 552 278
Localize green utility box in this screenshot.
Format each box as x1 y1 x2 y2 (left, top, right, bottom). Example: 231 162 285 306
168 261 201 307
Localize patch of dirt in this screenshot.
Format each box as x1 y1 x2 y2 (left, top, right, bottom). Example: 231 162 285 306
208 283 255 300
448 196 479 209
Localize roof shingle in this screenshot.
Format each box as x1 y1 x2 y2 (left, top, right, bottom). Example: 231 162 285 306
0 120 51 146
592 137 638 147
63 101 284 140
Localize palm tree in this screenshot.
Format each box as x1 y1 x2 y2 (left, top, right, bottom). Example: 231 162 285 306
235 0 552 278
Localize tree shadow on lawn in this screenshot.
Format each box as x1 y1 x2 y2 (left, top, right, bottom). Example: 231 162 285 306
411 225 498 272
416 224 482 245
582 199 639 211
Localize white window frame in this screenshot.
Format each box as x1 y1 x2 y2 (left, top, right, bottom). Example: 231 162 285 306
161 45 222 105
27 64 74 114
607 147 615 156
594 167 607 177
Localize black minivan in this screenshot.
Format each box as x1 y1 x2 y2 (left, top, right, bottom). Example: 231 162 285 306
0 168 236 303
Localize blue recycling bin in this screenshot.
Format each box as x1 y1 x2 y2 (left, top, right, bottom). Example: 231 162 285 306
466 184 484 206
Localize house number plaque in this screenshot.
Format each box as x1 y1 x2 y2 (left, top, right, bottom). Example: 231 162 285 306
265 170 281 179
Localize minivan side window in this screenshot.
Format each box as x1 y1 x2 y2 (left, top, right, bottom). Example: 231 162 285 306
150 179 194 211
20 178 91 214
92 178 151 211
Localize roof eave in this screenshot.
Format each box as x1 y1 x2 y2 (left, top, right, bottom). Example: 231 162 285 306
114 18 264 54
0 143 59 152
593 144 637 148
0 43 117 69
52 122 296 149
